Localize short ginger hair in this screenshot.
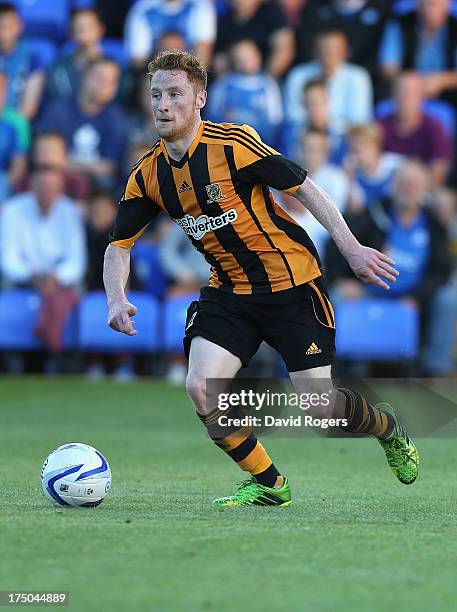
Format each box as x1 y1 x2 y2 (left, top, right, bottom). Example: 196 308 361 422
147 50 207 90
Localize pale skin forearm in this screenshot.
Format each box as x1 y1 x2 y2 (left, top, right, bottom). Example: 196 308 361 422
292 178 399 290
293 178 358 256
103 244 137 335
103 244 130 306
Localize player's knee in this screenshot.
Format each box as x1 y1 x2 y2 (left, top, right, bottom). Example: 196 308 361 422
290 367 334 418
302 381 337 419
185 373 206 411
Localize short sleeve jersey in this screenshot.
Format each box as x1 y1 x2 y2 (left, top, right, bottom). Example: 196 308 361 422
109 121 321 295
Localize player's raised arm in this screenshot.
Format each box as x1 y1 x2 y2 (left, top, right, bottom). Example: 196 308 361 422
293 177 399 290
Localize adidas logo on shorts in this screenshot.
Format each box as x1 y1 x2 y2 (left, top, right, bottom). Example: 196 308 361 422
306 342 322 355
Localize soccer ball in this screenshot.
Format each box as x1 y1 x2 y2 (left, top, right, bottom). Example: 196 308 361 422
41 443 111 507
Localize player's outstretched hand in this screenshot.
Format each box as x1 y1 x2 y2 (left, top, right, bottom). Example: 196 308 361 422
108 302 138 335
346 244 399 290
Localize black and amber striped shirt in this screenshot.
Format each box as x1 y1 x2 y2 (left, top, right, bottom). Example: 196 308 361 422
109 121 321 295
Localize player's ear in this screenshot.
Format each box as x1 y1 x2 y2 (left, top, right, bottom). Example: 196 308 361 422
195 90 207 110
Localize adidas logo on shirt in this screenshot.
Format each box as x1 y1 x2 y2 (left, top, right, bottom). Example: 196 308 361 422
178 181 192 193
306 342 322 355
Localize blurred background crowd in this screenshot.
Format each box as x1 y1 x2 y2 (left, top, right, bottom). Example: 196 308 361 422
0 0 456 381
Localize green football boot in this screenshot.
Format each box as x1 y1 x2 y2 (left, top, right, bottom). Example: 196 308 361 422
377 402 419 485
212 477 292 507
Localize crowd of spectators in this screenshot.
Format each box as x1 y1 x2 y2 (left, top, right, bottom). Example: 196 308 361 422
0 0 456 379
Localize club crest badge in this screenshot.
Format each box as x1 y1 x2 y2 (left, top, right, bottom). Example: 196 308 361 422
205 182 227 203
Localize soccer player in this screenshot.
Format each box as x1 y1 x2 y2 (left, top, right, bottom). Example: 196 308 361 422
104 50 419 507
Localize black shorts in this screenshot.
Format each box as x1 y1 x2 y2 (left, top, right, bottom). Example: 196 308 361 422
183 276 336 372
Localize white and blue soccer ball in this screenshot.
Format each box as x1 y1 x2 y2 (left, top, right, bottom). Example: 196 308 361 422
41 443 111 507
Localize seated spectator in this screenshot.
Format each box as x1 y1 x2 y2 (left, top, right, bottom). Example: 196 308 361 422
0 162 86 358
158 217 210 296
284 29 373 128
377 72 452 186
325 160 456 375
296 1 390 75
0 2 45 119
46 8 106 101
31 132 91 203
207 40 283 146
215 0 295 78
282 78 347 161
125 0 216 67
0 71 29 200
37 57 127 190
281 129 349 257
345 123 404 207
379 0 457 102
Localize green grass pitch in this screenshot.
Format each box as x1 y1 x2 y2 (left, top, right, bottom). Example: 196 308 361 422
1 377 457 612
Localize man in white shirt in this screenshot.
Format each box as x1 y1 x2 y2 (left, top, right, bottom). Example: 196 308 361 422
283 29 373 128
0 161 86 360
1 163 86 288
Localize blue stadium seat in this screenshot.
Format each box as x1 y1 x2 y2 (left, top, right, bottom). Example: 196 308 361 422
0 289 42 350
375 98 456 137
215 0 230 16
131 241 168 298
62 305 78 349
163 294 199 353
100 39 128 67
393 0 457 16
12 0 67 41
78 291 161 353
28 37 57 69
73 0 95 9
12 0 95 41
392 0 417 15
335 299 419 360
0 289 80 350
